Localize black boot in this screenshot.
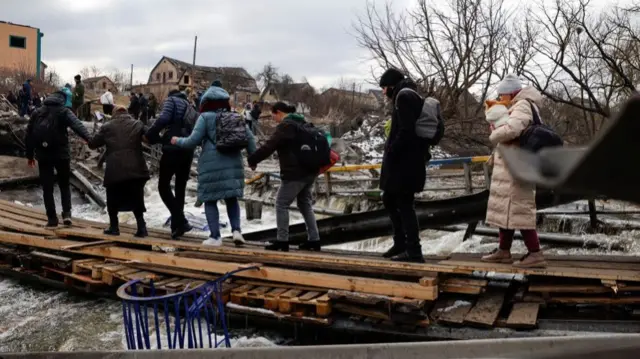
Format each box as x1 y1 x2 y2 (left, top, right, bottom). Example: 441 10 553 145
45 218 59 228
104 211 120 236
382 237 406 258
391 245 425 263
62 212 73 226
171 221 193 240
265 242 289 252
299 241 321 251
134 212 148 238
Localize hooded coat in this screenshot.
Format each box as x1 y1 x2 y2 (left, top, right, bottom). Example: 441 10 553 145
485 86 542 229
175 86 257 202
379 79 429 193
88 112 150 186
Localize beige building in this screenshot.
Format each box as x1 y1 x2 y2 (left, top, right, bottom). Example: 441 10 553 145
84 76 117 95
319 87 380 112
132 56 259 103
0 21 44 79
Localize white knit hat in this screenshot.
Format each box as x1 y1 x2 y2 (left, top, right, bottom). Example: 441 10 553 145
497 74 523 95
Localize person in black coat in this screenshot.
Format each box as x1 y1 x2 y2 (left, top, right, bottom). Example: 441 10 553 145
138 92 149 124
378 68 429 263
89 106 150 237
128 93 140 119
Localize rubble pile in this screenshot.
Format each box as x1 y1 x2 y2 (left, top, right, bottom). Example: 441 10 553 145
0 95 28 153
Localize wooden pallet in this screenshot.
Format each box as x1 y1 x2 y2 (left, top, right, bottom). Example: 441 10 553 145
43 266 104 293
230 284 332 318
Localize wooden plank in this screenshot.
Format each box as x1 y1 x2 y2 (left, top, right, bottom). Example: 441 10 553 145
246 286 272 298
528 284 612 294
279 290 303 313
30 251 72 264
440 260 640 282
506 303 539 329
444 278 488 287
231 284 255 294
72 259 101 273
265 288 288 298
0 217 55 236
328 290 425 309
43 266 104 285
435 299 475 325
264 288 288 311
62 241 114 250
333 303 390 321
546 296 640 305
463 291 506 328
298 291 321 302
441 284 485 295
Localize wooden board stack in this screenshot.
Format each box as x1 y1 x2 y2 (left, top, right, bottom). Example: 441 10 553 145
0 199 640 336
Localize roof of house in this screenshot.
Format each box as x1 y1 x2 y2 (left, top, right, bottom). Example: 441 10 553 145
261 82 314 100
321 87 372 99
0 20 39 30
368 89 384 102
82 76 114 84
156 56 259 93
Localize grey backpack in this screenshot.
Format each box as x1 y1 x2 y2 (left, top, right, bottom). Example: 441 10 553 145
395 88 445 145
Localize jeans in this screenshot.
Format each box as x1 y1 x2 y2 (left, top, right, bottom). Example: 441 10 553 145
205 198 241 239
275 177 319 242
38 158 72 222
158 151 194 231
499 228 541 252
382 191 421 250
20 100 29 117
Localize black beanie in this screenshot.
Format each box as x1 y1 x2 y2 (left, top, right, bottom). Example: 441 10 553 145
379 68 405 87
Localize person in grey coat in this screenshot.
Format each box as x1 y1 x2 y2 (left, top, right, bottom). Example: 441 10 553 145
89 106 151 237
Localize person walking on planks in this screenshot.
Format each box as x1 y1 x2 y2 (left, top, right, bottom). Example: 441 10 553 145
89 106 150 237
481 74 545 268
145 89 196 239
248 102 331 252
25 90 91 227
171 85 256 246
378 68 432 263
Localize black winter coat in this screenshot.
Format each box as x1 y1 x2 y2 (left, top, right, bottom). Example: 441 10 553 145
88 113 150 186
144 92 193 153
25 92 91 161
247 114 315 181
380 79 429 193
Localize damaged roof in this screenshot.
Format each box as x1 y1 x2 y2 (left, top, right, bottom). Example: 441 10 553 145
158 56 259 93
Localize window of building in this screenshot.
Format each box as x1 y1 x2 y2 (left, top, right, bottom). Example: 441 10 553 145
102 82 107 89
156 73 161 81
168 71 173 80
162 72 166 83
9 36 26 49
183 75 190 84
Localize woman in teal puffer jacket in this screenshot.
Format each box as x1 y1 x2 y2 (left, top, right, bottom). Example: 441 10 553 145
171 86 256 246
61 84 73 108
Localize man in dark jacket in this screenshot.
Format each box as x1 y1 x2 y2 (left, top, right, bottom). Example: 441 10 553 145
248 102 321 252
145 90 194 239
138 92 149 124
20 79 32 117
128 93 140 120
378 68 429 263
72 75 85 116
25 91 91 227
148 93 158 119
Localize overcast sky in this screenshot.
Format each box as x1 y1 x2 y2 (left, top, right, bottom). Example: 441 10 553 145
4 0 413 89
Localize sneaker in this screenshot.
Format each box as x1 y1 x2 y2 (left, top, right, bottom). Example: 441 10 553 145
62 212 72 226
513 252 547 268
202 237 222 247
481 249 513 264
265 242 289 252
298 241 321 251
232 231 246 246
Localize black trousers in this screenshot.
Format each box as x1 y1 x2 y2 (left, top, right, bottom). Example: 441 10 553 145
382 191 421 250
158 151 194 230
102 104 114 115
139 109 149 125
38 158 72 222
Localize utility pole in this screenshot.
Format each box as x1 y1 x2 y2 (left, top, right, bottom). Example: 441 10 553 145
191 35 198 91
130 64 133 91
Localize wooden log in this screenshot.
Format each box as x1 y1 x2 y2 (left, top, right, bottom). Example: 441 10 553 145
528 284 612 294
436 299 475 325
31 251 72 264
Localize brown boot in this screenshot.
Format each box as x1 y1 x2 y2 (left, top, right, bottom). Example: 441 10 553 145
513 251 546 268
481 249 513 264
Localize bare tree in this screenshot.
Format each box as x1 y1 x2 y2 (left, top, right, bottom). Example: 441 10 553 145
107 68 128 92
256 63 280 100
354 0 511 154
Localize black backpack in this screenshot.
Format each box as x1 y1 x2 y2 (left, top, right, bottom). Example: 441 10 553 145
292 121 331 173
30 107 61 150
215 111 249 153
173 98 199 137
519 102 563 153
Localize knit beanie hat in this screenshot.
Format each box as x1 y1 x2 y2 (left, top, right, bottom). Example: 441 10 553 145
379 68 405 87
211 79 223 87
497 74 523 95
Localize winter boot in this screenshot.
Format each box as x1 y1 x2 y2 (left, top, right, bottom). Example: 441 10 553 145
45 218 59 228
382 237 406 258
104 211 120 236
299 241 321 251
134 220 148 238
391 242 425 263
513 251 547 268
481 249 513 264
62 212 73 226
265 242 289 252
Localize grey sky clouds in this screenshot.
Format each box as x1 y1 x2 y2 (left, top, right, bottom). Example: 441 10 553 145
4 0 409 89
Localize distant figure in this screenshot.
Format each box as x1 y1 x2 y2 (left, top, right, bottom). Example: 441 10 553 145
25 91 91 227
128 92 140 119
61 84 73 108
194 91 203 109
72 75 85 115
100 88 115 115
20 79 32 117
250 101 261 122
481 74 545 268
6 91 18 108
145 89 195 239
89 106 150 237
138 92 149 124
170 85 256 246
147 93 158 119
248 102 330 252
378 68 429 263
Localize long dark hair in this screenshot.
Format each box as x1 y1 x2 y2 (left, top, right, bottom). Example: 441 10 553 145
271 102 296 114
